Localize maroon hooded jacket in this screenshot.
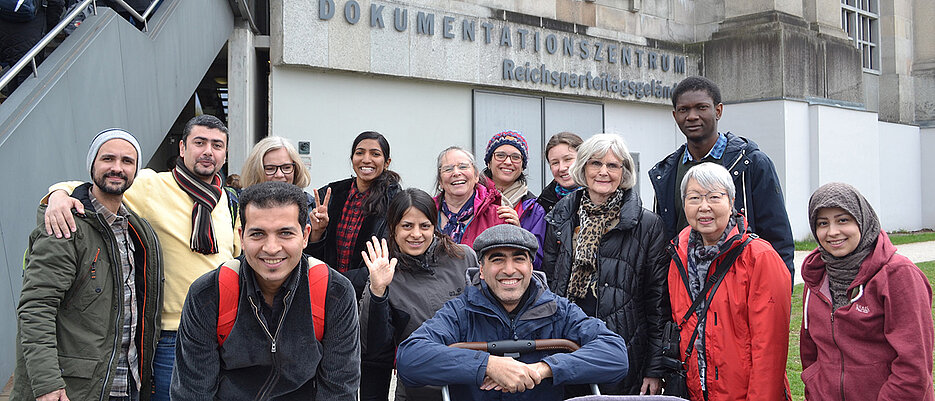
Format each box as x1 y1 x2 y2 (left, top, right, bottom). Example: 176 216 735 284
800 230 934 401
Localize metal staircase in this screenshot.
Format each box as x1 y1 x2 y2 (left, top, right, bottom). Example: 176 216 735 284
0 0 235 381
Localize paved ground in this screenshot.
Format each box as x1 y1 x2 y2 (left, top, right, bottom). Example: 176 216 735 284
793 240 935 285
3 241 932 400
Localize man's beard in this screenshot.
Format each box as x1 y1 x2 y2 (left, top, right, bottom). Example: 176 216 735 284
93 170 133 195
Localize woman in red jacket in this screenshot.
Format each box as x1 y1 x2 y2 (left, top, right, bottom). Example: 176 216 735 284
667 162 792 401
800 182 934 401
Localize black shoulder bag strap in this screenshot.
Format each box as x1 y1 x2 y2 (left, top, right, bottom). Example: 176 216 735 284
671 237 753 362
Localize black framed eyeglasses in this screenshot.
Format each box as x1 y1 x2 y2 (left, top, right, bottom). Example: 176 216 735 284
263 163 295 176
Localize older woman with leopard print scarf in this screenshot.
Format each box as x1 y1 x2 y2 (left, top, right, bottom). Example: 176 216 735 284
543 133 670 396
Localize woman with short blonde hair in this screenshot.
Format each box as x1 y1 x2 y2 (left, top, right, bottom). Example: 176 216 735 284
240 136 311 188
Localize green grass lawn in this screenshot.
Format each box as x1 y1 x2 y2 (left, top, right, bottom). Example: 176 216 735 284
794 230 935 251
786 260 935 400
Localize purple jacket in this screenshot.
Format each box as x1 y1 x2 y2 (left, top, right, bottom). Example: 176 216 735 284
516 193 546 270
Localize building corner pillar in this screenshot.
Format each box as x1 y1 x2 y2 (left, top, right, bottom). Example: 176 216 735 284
227 20 258 174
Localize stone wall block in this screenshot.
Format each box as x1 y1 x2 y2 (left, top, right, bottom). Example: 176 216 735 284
915 68 935 125
822 37 863 103
556 0 596 26
703 12 861 104
703 29 785 100
281 0 328 67
641 14 695 42
595 4 641 36
781 27 821 98
328 0 372 72
371 19 410 76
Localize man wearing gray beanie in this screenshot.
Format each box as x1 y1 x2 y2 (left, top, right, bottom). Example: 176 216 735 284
13 129 163 401
396 224 630 401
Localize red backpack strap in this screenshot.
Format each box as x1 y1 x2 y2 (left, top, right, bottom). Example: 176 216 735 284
306 257 329 342
217 259 242 347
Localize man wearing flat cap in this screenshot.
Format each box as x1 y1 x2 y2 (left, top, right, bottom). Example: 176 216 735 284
13 129 163 401
396 224 629 401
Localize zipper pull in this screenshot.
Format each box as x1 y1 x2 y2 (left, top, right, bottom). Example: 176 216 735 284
91 248 100 279
271 339 277 353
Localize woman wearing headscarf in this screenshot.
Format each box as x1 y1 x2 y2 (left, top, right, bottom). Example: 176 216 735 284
667 162 791 401
481 130 547 269
537 132 583 214
800 182 934 401
542 133 669 395
434 146 519 247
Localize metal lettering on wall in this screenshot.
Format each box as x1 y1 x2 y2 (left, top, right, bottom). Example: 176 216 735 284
293 0 693 103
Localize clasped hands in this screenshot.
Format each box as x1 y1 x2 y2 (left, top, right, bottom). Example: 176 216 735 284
481 355 552 393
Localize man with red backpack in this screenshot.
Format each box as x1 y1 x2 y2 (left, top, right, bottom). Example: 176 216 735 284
171 181 359 400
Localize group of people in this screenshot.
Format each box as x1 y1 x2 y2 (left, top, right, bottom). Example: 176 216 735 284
11 75 933 401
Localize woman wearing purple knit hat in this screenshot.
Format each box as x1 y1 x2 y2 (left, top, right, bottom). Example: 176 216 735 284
482 130 547 269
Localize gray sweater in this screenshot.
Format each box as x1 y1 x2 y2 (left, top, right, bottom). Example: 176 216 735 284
359 239 477 400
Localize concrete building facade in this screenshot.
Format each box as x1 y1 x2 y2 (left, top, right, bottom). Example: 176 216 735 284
228 0 934 240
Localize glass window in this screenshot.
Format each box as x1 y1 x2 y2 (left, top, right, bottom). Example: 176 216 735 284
841 0 880 72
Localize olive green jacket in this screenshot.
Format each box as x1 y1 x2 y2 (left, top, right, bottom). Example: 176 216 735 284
13 183 163 401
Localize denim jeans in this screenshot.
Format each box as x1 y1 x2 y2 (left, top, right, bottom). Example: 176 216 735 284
151 330 177 401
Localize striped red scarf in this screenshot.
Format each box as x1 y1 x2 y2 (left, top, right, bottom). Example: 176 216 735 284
172 159 222 254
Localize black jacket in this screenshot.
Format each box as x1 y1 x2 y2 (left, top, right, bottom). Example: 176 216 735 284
306 177 400 299
536 180 561 214
172 256 360 400
542 188 670 394
647 132 795 276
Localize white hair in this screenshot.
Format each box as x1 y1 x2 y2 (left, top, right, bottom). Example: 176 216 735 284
680 162 736 201
569 133 636 190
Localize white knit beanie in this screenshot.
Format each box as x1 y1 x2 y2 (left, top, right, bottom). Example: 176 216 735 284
87 128 142 177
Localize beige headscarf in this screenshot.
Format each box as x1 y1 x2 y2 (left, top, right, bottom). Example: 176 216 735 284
807 182 880 310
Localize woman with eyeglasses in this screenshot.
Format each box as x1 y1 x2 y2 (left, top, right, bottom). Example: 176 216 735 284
542 133 669 396
666 162 791 401
800 183 933 401
240 136 321 226
359 188 477 401
481 130 547 269
434 146 518 247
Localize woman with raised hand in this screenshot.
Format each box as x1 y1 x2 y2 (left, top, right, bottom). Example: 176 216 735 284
240 136 330 231
359 188 477 401
537 132 583 214
542 133 669 396
481 130 547 269
800 182 934 401
667 162 791 401
305 131 399 300
434 146 518 247
306 131 401 401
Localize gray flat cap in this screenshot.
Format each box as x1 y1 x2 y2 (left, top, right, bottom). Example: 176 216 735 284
472 224 538 258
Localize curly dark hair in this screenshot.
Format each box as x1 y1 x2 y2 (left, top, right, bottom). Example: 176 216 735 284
671 76 722 108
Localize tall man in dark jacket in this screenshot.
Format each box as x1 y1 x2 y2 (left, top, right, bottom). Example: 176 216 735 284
396 224 629 401
13 129 163 401
171 181 360 400
648 76 795 276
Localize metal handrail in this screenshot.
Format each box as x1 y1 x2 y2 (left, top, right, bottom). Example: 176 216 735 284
0 0 161 94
